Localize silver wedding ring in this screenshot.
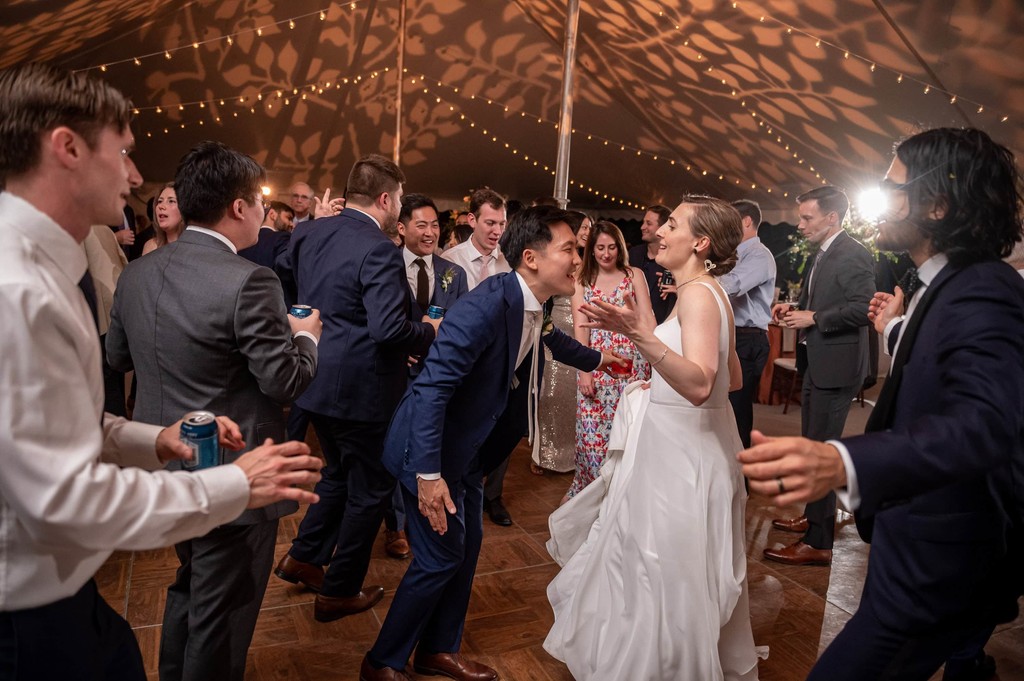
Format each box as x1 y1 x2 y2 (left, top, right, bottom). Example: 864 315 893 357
776 477 786 494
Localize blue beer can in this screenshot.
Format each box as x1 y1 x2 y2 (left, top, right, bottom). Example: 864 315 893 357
289 304 312 318
180 411 220 469
427 304 445 319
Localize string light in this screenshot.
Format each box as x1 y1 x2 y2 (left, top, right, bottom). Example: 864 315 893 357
74 2 364 74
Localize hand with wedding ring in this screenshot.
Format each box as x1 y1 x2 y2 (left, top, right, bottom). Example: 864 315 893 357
738 430 847 506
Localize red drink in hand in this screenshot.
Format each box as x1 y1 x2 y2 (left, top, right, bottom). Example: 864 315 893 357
608 358 634 378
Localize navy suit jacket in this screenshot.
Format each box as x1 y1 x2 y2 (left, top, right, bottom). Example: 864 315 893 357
407 254 469 378
293 208 434 421
240 227 293 305
407 253 470 319
383 272 600 490
840 260 1024 630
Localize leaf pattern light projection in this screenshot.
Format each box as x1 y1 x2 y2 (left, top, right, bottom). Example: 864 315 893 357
3 0 1020 211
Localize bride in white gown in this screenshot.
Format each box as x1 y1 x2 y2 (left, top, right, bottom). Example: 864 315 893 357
544 196 760 681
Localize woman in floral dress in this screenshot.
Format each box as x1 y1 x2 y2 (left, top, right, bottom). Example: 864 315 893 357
566 222 652 501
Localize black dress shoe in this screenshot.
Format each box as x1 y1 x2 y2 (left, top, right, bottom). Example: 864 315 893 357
314 586 384 622
943 652 996 681
483 497 512 526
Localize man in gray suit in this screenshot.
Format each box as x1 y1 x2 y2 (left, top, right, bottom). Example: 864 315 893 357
107 141 321 681
764 185 875 566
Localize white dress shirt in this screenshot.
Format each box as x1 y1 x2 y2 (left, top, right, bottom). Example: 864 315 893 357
833 253 949 512
403 247 434 302
442 239 511 290
0 192 250 610
418 272 540 481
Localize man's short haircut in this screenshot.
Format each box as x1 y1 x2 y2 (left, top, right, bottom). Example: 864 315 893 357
895 127 1023 265
469 188 506 217
399 193 439 224
267 201 293 218
345 154 405 205
500 205 572 270
174 141 266 226
731 199 762 230
645 204 671 226
796 185 849 223
0 62 132 187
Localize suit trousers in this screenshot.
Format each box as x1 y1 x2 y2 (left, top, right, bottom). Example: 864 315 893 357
369 471 484 670
800 372 861 549
728 329 770 449
290 415 394 596
0 580 145 681
807 588 990 681
158 520 278 681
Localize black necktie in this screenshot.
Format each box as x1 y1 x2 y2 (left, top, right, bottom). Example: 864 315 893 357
899 267 922 300
78 271 99 331
414 257 429 310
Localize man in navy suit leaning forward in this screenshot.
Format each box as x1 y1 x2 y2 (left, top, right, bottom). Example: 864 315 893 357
360 206 623 681
740 127 1024 681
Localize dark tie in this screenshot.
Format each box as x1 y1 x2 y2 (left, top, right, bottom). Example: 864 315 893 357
414 257 429 310
899 267 922 300
78 271 99 331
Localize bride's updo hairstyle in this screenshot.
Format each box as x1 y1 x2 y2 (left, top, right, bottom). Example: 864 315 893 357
680 194 742 276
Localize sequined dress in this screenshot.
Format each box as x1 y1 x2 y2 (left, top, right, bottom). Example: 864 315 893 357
536 296 577 472
568 275 650 497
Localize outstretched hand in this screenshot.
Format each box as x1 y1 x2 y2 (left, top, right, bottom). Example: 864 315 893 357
418 477 457 535
738 430 847 506
312 188 345 218
578 295 653 339
234 439 323 509
867 287 904 335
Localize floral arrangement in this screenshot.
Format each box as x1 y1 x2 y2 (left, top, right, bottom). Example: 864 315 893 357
542 311 554 336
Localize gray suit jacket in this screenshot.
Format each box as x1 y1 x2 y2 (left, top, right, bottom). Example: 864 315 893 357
107 229 318 524
798 229 875 389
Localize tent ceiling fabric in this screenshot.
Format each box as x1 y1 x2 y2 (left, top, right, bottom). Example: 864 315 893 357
2 0 1021 213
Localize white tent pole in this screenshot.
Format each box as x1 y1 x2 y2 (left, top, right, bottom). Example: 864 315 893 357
394 0 407 164
553 0 581 209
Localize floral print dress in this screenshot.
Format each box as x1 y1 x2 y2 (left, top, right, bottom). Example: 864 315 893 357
568 275 651 497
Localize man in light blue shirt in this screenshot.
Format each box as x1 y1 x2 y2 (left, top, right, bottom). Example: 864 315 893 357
717 199 776 448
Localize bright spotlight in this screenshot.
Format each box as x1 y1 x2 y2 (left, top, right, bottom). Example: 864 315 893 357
858 187 887 222
261 185 272 197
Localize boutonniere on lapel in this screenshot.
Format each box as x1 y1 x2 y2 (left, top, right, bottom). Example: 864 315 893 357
439 267 457 292
542 311 554 336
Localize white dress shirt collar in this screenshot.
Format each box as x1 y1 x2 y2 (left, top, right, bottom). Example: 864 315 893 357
514 271 543 313
819 228 842 253
185 225 238 254
1 191 88 285
347 206 381 230
403 247 433 272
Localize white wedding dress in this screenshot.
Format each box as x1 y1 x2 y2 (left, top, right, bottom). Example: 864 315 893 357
544 281 759 681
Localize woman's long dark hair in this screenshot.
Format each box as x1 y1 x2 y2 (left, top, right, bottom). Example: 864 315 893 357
577 221 631 286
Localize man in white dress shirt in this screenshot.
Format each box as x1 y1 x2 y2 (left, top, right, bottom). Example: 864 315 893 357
442 188 511 290
0 62 322 681
438 189 523 524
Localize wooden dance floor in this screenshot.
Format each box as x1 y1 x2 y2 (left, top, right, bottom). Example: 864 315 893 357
97 386 1024 680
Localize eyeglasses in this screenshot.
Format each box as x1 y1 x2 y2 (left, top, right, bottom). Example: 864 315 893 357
879 164 943 194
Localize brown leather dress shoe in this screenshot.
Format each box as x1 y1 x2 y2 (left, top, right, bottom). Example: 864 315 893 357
771 515 809 533
274 554 323 592
385 530 411 559
359 654 411 681
314 586 385 622
413 651 498 680
763 540 832 566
